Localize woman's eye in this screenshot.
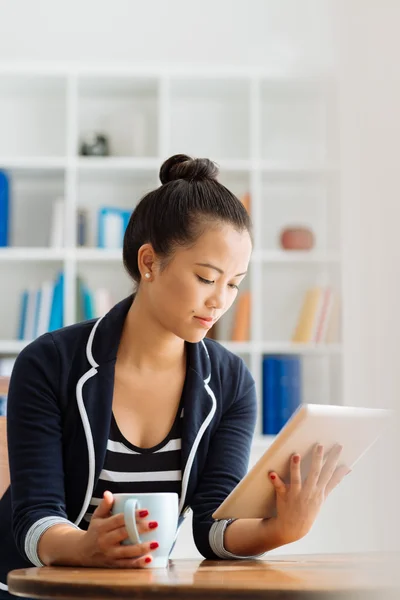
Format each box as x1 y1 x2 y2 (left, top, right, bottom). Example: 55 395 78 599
197 275 239 290
197 275 214 285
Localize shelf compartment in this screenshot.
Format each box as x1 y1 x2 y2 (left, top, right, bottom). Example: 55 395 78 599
261 262 342 344
76 168 157 248
0 75 66 158
260 173 335 253
169 78 250 160
0 262 64 341
0 169 65 248
77 76 159 158
260 79 328 163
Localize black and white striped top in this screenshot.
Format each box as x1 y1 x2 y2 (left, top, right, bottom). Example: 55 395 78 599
81 400 184 528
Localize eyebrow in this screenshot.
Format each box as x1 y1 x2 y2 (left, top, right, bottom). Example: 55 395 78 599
195 262 247 277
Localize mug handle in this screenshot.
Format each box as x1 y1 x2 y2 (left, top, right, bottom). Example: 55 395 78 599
124 499 141 545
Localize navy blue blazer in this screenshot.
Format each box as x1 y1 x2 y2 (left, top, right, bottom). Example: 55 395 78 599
0 295 257 595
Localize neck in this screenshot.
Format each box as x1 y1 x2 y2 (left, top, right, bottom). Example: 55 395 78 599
117 291 186 373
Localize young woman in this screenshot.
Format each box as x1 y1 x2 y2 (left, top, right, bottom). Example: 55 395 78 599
0 154 347 597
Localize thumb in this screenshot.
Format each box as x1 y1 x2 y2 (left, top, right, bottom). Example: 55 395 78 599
269 471 287 497
92 490 114 519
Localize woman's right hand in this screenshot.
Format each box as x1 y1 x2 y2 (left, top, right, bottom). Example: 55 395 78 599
79 491 159 568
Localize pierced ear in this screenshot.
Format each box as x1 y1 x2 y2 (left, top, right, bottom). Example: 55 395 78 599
138 243 156 278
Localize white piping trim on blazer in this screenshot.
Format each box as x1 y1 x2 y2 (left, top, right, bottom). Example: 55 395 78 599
72 320 216 525
73 315 103 526
178 339 215 514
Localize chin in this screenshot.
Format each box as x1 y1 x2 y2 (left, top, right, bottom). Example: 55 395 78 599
180 328 207 344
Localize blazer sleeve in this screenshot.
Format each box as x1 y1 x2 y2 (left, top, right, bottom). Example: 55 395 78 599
7 333 79 566
190 359 260 559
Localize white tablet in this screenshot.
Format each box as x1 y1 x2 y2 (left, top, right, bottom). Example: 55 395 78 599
212 403 392 520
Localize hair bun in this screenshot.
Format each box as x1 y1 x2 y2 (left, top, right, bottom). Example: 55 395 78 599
159 154 219 184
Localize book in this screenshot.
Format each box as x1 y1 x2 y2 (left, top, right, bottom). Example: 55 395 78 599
17 290 28 341
0 358 15 416
49 198 65 247
262 355 302 435
240 192 251 215
0 171 10 247
77 208 88 247
49 272 64 331
276 356 301 430
324 292 341 343
36 281 55 337
314 286 333 343
231 291 251 341
262 356 280 434
94 288 113 318
292 287 323 343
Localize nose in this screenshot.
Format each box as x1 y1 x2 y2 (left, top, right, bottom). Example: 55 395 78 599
206 286 226 311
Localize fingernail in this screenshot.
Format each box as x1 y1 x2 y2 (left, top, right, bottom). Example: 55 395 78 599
317 444 323 454
145 557 152 564
270 473 276 480
149 521 158 529
150 542 159 550
139 510 149 518
293 455 300 464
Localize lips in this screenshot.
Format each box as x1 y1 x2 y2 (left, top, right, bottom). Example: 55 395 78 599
193 316 215 328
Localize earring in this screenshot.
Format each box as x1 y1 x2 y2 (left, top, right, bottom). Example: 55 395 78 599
144 273 151 279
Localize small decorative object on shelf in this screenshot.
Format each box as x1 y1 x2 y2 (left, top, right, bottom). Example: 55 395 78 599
80 132 110 156
280 226 315 251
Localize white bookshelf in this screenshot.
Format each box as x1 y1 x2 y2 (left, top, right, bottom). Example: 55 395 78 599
0 65 343 437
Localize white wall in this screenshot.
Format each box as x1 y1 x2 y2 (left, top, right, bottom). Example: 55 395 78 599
0 0 334 72
1 0 399 561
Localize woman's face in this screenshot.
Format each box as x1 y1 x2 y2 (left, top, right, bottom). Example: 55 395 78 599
143 224 252 343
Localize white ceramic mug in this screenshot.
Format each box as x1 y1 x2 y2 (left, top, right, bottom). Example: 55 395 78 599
112 492 179 568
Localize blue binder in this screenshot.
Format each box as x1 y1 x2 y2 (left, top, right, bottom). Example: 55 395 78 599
0 171 10 247
262 356 280 435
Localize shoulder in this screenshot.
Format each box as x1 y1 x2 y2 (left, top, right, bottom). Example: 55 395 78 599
202 337 245 371
202 338 255 402
16 319 96 366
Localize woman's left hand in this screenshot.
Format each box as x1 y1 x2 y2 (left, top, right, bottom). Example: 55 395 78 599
268 443 350 544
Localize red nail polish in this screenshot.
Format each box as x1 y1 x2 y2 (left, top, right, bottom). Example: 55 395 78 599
149 521 158 529
270 474 276 480
293 455 300 464
145 557 152 564
139 510 149 518
150 542 159 550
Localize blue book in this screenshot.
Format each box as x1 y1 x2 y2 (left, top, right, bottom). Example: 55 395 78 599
123 209 132 235
289 356 302 417
33 288 42 339
0 171 10 247
97 207 124 248
262 356 280 435
49 273 64 331
83 284 95 320
17 290 28 340
276 356 302 431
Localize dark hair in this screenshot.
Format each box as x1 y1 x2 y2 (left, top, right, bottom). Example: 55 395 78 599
123 154 252 283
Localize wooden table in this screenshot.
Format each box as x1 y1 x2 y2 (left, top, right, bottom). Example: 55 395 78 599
7 553 399 600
